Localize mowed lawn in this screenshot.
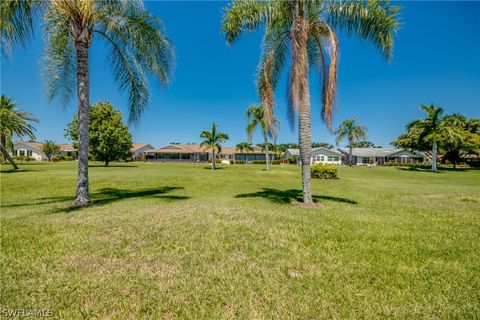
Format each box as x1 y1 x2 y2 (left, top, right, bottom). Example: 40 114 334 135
1 162 479 319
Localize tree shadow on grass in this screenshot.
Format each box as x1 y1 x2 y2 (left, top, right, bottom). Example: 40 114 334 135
396 166 479 173
2 186 189 212
0 168 34 174
88 164 139 168
236 188 357 205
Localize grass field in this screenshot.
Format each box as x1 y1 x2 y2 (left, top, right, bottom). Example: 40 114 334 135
1 162 479 319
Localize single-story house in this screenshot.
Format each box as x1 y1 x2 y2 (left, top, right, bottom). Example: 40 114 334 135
143 144 277 163
338 148 425 165
144 144 230 162
284 147 342 165
10 141 76 160
131 143 154 161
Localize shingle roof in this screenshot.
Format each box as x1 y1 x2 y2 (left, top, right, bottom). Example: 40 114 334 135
131 143 153 152
338 148 423 157
286 147 341 156
15 141 44 151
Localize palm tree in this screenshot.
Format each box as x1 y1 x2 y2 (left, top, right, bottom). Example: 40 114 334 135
0 95 38 169
2 1 174 206
222 0 399 203
407 104 445 172
236 141 254 164
335 117 367 166
246 104 279 171
200 123 229 170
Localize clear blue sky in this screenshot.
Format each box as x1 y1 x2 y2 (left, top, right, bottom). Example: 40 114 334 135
1 1 479 148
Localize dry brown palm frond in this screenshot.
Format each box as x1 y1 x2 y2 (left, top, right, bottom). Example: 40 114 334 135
260 51 276 132
311 21 338 132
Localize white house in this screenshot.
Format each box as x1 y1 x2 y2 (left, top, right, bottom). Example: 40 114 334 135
11 141 76 160
131 143 154 161
11 141 47 160
285 147 342 165
337 148 425 165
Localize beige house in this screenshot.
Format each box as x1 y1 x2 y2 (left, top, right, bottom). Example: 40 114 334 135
131 143 154 161
144 144 268 163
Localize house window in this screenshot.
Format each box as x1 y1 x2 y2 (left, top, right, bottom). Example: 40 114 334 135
362 157 369 164
27 150 32 156
328 156 336 161
315 155 321 161
13 150 18 156
320 156 325 161
19 150 25 156
333 156 339 161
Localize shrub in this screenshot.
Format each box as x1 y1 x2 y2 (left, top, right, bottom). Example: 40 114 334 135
51 156 60 162
235 160 246 164
288 156 296 164
14 156 25 162
310 164 338 179
63 155 73 161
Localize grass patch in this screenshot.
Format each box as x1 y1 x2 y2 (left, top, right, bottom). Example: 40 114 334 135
1 162 479 318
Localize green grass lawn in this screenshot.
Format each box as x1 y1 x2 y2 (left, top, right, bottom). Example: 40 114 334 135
1 162 479 319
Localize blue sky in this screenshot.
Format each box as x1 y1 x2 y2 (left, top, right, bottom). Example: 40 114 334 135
1 1 479 148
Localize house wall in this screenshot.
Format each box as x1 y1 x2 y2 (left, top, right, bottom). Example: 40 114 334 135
11 144 46 161
311 149 341 165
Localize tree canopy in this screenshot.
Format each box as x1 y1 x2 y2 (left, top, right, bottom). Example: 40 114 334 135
66 101 133 166
42 140 60 161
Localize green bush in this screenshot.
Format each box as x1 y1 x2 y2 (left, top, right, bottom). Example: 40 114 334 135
310 164 338 179
63 155 73 161
51 156 60 162
288 156 296 164
14 156 25 162
235 160 246 164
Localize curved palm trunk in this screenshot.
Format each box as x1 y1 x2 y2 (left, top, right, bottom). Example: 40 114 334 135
293 6 313 204
264 134 270 171
431 141 437 172
0 143 18 170
75 41 91 206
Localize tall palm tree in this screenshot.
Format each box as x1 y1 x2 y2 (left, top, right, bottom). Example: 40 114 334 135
200 123 229 170
246 104 279 171
0 95 38 169
335 117 367 166
222 0 399 203
406 104 444 172
2 0 174 206
236 141 254 164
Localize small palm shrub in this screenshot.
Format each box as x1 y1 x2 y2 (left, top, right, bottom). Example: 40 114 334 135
311 164 339 179
288 156 296 164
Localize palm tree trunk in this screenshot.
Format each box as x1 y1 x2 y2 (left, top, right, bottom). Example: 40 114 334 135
0 143 18 170
432 141 437 172
349 143 353 166
212 150 216 170
264 135 270 171
75 41 91 206
293 3 312 204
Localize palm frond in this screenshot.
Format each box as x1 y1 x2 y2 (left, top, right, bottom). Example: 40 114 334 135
221 0 270 44
44 8 76 105
96 2 174 123
327 0 401 61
